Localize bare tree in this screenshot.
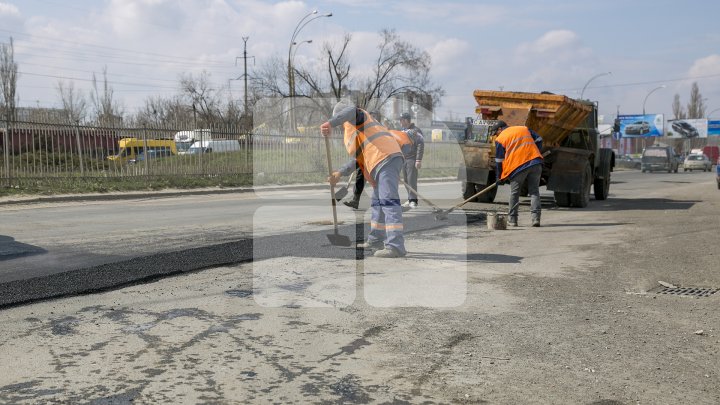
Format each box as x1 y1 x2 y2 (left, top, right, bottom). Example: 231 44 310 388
90 66 123 126
358 29 444 112
672 93 687 120
252 29 444 117
132 95 191 127
0 37 19 122
686 82 706 119
56 80 88 123
179 71 225 126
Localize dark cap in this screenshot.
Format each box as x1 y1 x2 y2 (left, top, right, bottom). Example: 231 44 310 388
399 112 412 120
489 120 508 134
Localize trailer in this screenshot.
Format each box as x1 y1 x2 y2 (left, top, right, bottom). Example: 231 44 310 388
458 90 615 207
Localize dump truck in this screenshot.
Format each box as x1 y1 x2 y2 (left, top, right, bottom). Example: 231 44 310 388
458 90 615 208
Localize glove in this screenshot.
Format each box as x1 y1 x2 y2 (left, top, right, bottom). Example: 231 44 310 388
327 171 341 186
496 179 507 186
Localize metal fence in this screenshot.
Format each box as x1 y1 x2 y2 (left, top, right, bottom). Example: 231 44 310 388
1 120 462 187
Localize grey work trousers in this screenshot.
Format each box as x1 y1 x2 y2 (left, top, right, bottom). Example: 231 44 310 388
402 159 418 202
509 164 542 222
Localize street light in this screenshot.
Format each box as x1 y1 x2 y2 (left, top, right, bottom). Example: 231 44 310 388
642 85 666 115
287 10 331 98
580 71 611 99
287 10 331 133
708 108 720 118
290 39 312 91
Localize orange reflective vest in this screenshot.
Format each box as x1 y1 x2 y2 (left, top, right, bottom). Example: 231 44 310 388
495 126 543 180
343 109 402 184
389 129 413 147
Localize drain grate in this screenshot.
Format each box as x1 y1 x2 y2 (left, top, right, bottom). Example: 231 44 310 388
654 287 719 298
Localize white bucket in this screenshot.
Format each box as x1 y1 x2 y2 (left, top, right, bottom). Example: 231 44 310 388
487 212 507 230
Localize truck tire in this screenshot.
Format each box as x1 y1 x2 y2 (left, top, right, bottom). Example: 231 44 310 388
593 175 610 200
476 183 497 203
462 182 478 202
570 163 592 208
462 182 497 203
554 191 571 207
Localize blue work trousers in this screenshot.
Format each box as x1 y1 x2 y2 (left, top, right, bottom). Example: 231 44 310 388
368 156 406 254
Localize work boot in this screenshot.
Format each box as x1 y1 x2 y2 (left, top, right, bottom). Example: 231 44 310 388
373 247 406 258
357 240 383 249
409 201 417 209
508 217 518 227
531 218 541 227
343 195 361 210
401 201 411 208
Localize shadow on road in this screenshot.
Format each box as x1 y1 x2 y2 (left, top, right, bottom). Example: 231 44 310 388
581 197 699 212
0 235 47 261
540 222 632 228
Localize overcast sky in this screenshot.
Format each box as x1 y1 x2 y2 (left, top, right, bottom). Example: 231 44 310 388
2 0 720 122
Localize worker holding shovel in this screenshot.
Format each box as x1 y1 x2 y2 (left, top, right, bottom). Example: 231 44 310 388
492 121 544 227
320 100 407 258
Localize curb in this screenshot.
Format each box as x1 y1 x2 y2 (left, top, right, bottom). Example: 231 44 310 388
0 177 456 205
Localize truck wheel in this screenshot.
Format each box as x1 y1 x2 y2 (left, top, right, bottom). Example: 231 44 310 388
554 191 571 207
570 163 592 208
593 176 610 200
462 182 478 202
476 183 497 203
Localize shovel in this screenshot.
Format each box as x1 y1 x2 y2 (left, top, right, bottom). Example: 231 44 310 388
435 182 498 220
399 179 444 214
334 170 356 201
323 135 353 247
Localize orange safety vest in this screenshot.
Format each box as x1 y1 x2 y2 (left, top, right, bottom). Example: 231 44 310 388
389 129 413 147
496 126 543 180
343 109 402 184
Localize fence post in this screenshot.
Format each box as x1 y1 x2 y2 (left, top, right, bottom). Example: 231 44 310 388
74 121 85 175
3 119 10 187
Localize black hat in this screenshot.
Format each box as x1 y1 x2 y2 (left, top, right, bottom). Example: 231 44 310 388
489 120 508 133
399 112 412 120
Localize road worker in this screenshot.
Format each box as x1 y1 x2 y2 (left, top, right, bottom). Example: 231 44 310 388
321 101 407 258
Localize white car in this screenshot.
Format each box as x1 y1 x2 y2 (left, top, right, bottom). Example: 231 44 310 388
683 154 712 172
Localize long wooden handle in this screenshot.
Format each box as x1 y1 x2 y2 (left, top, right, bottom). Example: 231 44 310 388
447 182 497 214
323 136 340 233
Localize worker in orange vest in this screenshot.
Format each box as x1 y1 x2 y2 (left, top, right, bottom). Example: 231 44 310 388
492 121 544 227
321 101 407 258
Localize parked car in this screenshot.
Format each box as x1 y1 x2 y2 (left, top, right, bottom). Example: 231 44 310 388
127 148 173 164
617 155 641 169
641 146 678 173
625 121 651 135
671 120 699 138
683 154 712 172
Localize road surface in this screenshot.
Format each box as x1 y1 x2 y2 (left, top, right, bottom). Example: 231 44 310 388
0 169 718 404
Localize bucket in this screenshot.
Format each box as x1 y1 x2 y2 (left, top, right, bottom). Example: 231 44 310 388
487 212 507 230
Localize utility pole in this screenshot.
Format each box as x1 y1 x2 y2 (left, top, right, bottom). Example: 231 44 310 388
234 37 255 116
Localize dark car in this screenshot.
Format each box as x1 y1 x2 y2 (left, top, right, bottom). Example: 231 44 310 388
671 120 699 138
617 155 641 169
625 121 651 135
641 146 678 173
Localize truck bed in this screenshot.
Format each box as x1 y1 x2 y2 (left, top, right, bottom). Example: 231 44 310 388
473 90 592 147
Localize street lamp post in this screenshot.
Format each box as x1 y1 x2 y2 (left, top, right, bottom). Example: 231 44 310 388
290 39 312 95
707 108 720 119
580 71 611 100
287 10 331 133
642 85 666 115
